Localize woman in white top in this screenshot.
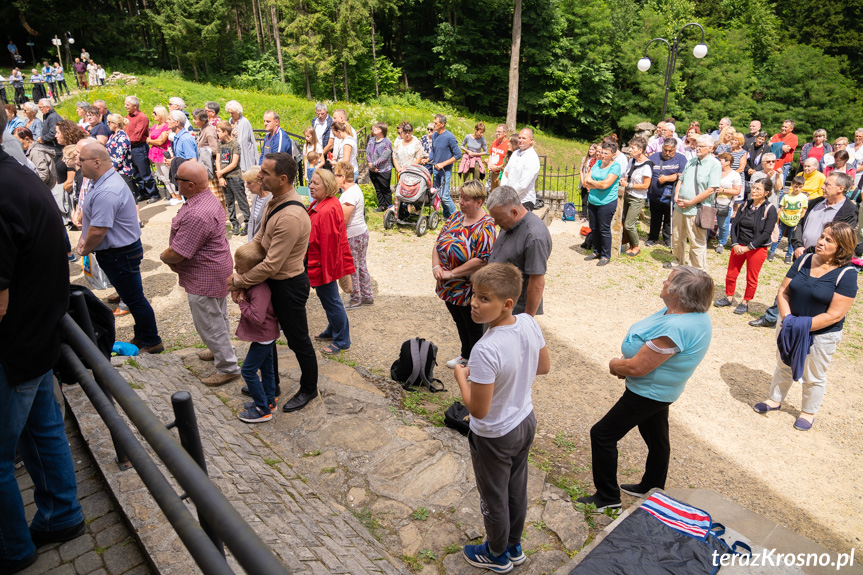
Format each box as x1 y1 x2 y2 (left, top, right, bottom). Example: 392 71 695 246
302 127 324 184
714 152 743 254
393 122 425 174
332 121 358 181
618 136 652 257
333 160 373 309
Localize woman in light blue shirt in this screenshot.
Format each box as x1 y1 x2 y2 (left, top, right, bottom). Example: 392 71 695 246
581 140 621 266
576 266 714 511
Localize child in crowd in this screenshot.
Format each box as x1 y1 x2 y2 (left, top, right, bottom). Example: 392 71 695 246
216 120 250 236
234 242 280 423
453 263 550 573
769 175 808 264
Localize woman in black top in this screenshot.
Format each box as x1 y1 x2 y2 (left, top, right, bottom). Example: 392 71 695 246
753 221 858 431
714 178 777 315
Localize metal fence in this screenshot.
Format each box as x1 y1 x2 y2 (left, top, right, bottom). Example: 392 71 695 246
61 293 291 575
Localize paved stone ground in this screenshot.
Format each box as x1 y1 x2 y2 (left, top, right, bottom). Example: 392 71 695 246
15 410 153 575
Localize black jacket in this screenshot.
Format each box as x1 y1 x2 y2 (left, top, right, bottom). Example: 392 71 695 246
730 200 777 249
791 195 859 251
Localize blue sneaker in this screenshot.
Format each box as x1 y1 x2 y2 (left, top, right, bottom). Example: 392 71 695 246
463 541 513 573
506 543 526 565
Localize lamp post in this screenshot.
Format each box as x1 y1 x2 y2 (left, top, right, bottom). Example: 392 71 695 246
64 32 75 70
636 23 708 122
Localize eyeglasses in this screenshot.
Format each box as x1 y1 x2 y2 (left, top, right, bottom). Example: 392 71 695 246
79 157 98 163
763 160 775 163
174 176 192 183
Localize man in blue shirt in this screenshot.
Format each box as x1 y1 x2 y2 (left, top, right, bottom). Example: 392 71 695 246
430 114 462 218
76 143 163 353
647 139 687 248
259 110 292 164
169 109 198 161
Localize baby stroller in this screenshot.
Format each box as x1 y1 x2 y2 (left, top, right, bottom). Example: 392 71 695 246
384 164 441 236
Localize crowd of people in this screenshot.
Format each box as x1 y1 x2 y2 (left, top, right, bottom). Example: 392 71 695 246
1 90 861 574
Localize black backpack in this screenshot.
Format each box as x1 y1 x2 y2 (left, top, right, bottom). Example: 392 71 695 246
58 285 115 384
444 401 470 436
390 338 445 392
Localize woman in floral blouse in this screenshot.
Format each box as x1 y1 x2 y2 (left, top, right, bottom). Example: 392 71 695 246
106 113 143 225
431 179 497 369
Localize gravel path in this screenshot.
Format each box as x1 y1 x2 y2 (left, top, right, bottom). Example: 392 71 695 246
69 202 863 554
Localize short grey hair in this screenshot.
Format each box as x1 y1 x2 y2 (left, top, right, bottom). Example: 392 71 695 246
169 97 186 110
23 102 38 113
666 266 714 313
191 108 207 123
662 138 679 149
696 134 715 147
38 98 53 109
125 95 139 107
93 100 107 110
205 101 220 114
762 153 776 161
169 110 187 124
720 117 731 125
855 128 863 136
225 100 243 114
434 113 447 126
665 123 676 133
264 110 280 122
76 101 89 110
813 128 827 137
486 185 521 211
803 157 819 168
314 103 327 113
829 172 853 192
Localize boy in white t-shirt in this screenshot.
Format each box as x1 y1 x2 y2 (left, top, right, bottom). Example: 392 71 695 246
454 263 550 573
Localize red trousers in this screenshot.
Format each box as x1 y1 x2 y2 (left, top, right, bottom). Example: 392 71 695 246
725 246 768 301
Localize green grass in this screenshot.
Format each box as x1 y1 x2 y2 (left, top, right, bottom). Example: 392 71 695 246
52 72 587 168
351 507 383 541
124 357 141 368
411 506 430 521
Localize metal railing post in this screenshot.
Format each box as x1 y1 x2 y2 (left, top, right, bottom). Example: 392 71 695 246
68 292 131 470
170 391 225 557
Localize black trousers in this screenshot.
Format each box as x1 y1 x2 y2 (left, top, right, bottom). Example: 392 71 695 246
267 273 317 396
223 177 250 227
369 170 392 208
590 388 672 502
648 198 672 244
445 301 483 360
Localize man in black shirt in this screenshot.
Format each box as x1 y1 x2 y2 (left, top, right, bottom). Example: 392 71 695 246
0 106 84 574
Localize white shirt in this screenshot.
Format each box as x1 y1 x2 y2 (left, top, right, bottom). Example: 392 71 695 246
501 146 540 204
338 183 368 239
313 118 328 143
334 135 358 173
467 315 545 438
626 159 653 200
717 170 742 204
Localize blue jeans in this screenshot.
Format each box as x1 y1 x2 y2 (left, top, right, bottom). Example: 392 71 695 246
130 143 158 199
716 208 732 246
242 342 275 412
305 166 315 185
0 367 83 563
95 239 161 347
433 168 456 218
314 281 351 350
588 200 618 259
764 299 779 323
769 222 796 257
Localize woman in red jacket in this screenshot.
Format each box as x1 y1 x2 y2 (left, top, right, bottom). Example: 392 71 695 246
307 169 355 354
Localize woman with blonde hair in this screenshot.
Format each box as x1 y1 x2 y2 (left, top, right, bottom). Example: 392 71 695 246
302 126 324 183
307 169 355 354
147 105 180 203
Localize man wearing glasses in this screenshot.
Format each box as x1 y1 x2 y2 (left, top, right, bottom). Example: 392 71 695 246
664 134 721 271
76 143 163 353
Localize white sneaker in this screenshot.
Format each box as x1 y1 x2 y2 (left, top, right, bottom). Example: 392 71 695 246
446 356 467 369
167 198 179 206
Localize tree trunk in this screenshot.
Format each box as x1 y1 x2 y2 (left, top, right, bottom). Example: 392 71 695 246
370 7 379 98
234 7 242 41
506 0 522 133
203 56 209 77
304 64 311 99
404 72 409 90
174 46 182 73
342 59 350 101
191 58 199 82
251 0 262 50
329 42 337 101
261 0 273 47
271 4 285 82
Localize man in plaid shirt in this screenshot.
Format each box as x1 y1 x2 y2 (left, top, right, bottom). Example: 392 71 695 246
160 162 240 386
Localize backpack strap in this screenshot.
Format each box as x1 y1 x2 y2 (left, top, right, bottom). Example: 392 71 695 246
836 266 853 287
407 338 424 387
263 199 305 234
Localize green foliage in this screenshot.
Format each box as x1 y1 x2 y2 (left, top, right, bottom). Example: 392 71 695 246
411 506 430 521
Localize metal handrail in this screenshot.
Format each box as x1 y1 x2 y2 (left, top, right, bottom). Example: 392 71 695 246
60 314 290 575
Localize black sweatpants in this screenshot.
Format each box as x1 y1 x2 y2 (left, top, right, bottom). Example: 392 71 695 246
589 388 672 502
223 176 251 227
369 170 392 208
445 301 483 360
267 273 318 396
469 411 537 557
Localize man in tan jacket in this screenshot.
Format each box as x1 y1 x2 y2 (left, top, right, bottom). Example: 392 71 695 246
228 153 318 413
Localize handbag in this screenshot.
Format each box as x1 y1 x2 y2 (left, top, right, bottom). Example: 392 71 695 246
695 203 717 229
337 274 353 294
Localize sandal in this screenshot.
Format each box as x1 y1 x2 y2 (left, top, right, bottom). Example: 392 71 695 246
321 344 349 355
314 333 333 341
